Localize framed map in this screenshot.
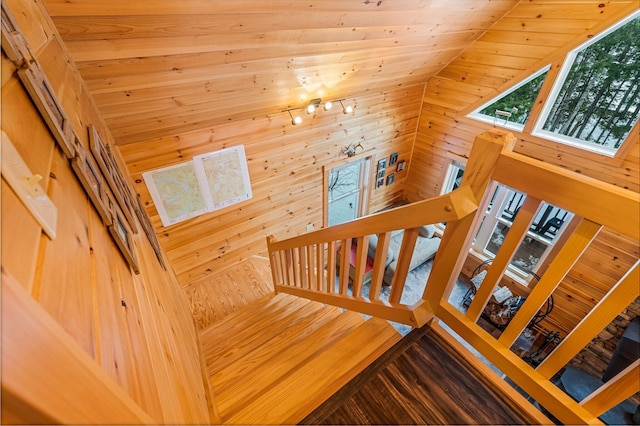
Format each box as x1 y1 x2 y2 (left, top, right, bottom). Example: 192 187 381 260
194 145 252 211
143 145 252 227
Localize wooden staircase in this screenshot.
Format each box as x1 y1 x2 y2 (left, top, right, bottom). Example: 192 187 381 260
199 291 401 424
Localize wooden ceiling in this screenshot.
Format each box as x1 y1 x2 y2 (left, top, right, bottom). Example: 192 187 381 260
43 0 519 146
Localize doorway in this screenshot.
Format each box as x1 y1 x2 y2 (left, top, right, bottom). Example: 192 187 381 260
325 158 370 226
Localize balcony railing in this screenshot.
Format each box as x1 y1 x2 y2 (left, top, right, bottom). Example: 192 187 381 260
267 129 640 425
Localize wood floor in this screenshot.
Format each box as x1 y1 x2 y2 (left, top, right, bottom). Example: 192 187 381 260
302 324 540 425
183 256 274 330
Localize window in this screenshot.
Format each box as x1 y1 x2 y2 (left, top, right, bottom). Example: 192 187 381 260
327 159 370 226
441 162 572 280
468 67 549 131
535 11 640 156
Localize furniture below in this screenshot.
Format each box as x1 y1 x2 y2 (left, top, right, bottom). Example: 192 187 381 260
336 243 374 287
366 224 441 285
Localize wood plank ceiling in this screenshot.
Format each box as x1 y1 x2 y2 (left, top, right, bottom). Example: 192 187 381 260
42 0 522 284
44 0 518 146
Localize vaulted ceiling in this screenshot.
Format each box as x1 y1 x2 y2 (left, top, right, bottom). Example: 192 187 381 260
43 0 519 146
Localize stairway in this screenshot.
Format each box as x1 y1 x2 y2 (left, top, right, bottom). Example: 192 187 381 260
199 292 401 424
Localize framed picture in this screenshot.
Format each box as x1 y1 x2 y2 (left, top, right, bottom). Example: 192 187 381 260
70 134 112 226
386 173 395 185
376 177 385 189
377 158 386 171
377 170 385 179
17 65 75 159
1 4 33 67
396 160 406 172
389 152 398 166
108 199 140 274
89 124 138 233
134 194 167 270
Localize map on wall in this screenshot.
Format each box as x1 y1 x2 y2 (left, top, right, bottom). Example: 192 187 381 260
143 145 252 227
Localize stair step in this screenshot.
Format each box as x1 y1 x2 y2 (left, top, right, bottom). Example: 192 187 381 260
211 302 344 394
224 317 401 425
199 292 282 337
203 295 325 374
216 310 366 420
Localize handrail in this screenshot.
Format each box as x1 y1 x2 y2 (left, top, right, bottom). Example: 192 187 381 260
266 129 640 425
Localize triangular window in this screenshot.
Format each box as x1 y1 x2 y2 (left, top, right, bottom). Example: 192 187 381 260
468 67 549 131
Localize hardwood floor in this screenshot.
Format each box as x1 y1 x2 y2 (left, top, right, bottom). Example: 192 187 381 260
302 324 540 425
183 256 274 330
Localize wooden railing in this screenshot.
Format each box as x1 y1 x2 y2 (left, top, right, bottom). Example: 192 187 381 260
266 129 640 425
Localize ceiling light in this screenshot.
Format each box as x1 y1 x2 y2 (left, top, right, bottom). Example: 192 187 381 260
339 100 353 114
286 110 302 125
307 98 322 114
323 101 333 111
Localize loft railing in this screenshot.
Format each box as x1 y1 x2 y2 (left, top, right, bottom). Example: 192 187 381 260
266 129 640 425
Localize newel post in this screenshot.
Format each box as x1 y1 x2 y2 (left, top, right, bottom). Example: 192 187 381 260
423 129 517 313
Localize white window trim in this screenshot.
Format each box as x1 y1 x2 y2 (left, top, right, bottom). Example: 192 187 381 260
467 65 551 133
532 10 640 157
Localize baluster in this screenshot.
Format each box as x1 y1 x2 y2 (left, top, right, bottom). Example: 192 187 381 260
389 228 419 304
351 235 369 298
339 238 352 295
467 196 541 322
369 232 391 300
537 262 639 379
316 242 325 291
327 240 337 293
298 246 308 289
580 360 640 417
499 218 602 347
306 244 316 290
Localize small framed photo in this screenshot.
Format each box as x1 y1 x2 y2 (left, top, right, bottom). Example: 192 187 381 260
389 152 398 166
89 124 138 233
108 199 140 274
377 170 385 179
17 65 75 159
376 177 385 189
377 158 386 171
386 173 395 185
396 160 406 172
70 134 112 226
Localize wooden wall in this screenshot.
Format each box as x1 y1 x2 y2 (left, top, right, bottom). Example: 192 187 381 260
1 0 210 423
121 84 423 287
405 0 639 372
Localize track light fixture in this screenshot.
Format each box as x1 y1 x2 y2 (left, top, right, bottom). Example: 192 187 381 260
282 98 352 126
287 109 302 125
339 100 353 114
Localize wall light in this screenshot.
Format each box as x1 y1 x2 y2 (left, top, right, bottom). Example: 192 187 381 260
282 98 353 126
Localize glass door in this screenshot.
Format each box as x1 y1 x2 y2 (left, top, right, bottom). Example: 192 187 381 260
327 159 369 226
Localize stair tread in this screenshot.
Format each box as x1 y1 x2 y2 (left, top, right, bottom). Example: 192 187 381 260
224 317 401 425
200 292 301 354
211 302 344 393
198 292 283 337
203 295 326 373
216 310 367 419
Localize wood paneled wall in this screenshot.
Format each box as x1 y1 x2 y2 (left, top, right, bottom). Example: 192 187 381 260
1 0 210 423
121 85 423 287
405 0 640 358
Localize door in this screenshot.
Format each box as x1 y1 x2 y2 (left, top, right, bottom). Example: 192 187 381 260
326 159 370 226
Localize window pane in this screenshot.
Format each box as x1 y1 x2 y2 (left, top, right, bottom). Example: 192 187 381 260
328 162 360 199
542 15 640 151
485 223 549 272
328 193 358 226
477 71 548 128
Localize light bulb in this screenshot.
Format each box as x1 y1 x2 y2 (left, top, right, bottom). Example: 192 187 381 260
306 104 315 114
323 101 333 111
292 115 302 125
343 105 353 114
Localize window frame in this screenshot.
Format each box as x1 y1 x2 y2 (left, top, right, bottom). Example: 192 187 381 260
532 10 640 158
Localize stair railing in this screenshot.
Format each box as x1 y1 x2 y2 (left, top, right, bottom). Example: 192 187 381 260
267 129 640 425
